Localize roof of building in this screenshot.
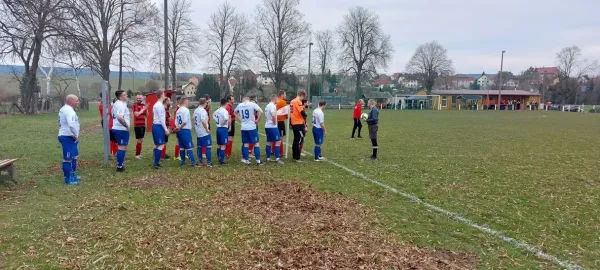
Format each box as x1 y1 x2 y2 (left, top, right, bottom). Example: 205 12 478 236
536 67 558 74
392 73 401 79
371 77 392 85
431 89 540 96
363 91 394 99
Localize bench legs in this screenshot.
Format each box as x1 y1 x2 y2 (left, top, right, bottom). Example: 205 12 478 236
6 165 16 183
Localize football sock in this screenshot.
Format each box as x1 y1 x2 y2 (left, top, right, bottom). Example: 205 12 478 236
242 146 249 161
217 149 223 163
270 142 275 154
153 149 160 166
371 139 378 157
274 146 281 159
280 141 284 156
175 145 181 158
226 141 233 156
135 142 142 156
187 149 196 166
62 161 71 179
314 145 320 159
116 150 125 168
254 146 261 162
205 147 212 164
248 143 254 153
197 146 203 164
71 159 77 174
180 149 186 165
110 142 117 155
266 145 272 160
161 146 167 159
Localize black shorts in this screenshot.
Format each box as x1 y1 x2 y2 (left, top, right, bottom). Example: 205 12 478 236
277 121 286 136
164 133 169 143
368 124 378 140
228 121 236 137
101 120 117 142
134 126 146 139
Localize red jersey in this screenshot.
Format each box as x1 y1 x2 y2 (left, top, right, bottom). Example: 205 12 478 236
98 102 114 129
353 103 362 119
169 105 178 129
132 102 146 127
226 103 235 121
205 103 210 115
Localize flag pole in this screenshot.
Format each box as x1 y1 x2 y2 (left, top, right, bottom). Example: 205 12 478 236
285 106 290 159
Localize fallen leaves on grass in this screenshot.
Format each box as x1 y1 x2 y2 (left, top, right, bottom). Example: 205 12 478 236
121 174 180 189
214 181 479 269
43 160 101 175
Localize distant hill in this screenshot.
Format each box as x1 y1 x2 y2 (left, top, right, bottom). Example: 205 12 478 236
0 65 200 80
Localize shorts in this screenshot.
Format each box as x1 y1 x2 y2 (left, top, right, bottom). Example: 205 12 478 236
368 124 378 140
176 129 194 149
197 135 213 147
216 127 229 145
152 124 166 146
102 120 117 142
228 122 236 137
58 136 79 160
312 127 324 145
241 129 259 144
134 126 146 139
164 133 169 143
112 130 130 146
277 121 286 136
265 127 280 142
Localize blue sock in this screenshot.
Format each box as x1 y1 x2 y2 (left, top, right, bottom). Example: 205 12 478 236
217 149 222 163
180 149 186 165
315 146 321 158
275 146 280 159
197 147 203 164
266 145 272 160
206 148 212 165
242 146 249 160
187 149 196 166
254 146 261 161
62 161 71 179
116 149 126 168
71 159 78 176
153 148 161 166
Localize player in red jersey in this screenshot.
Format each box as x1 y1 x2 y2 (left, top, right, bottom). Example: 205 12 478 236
161 98 172 159
172 98 181 160
99 96 118 156
225 95 235 157
132 94 148 159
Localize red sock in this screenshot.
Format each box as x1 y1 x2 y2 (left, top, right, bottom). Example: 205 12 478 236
135 142 142 156
280 141 284 156
249 143 254 153
161 145 167 159
174 145 180 158
225 140 233 157
110 142 117 155
271 142 276 153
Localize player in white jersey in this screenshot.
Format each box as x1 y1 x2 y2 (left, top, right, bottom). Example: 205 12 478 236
58 95 81 185
194 98 213 167
151 90 170 169
312 100 327 161
213 98 230 165
264 95 283 163
111 90 131 172
235 96 264 165
173 97 197 167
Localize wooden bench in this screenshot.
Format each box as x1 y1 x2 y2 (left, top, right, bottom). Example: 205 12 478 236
0 159 18 183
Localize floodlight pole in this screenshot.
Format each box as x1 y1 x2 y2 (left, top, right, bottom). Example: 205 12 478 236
163 0 169 91
498 50 505 110
307 42 313 105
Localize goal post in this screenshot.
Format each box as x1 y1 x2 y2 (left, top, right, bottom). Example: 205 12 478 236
403 95 442 110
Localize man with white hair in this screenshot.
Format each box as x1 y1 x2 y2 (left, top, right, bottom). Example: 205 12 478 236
58 94 81 185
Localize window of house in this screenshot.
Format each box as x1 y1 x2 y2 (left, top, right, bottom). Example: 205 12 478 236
442 96 447 107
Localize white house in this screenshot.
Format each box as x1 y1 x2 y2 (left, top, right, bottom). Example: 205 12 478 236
476 72 495 90
257 73 274 86
503 79 519 88
182 82 196 99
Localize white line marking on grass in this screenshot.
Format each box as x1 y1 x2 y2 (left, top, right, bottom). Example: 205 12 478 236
247 123 582 269
303 152 584 270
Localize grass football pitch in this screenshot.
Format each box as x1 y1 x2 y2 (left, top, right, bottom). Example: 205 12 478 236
0 107 599 269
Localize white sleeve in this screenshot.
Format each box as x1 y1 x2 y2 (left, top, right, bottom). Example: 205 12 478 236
159 108 168 131
255 103 263 112
67 111 78 136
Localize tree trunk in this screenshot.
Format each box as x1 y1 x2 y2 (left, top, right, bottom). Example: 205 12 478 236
171 57 176 91
355 67 362 101
117 1 124 91
26 35 44 115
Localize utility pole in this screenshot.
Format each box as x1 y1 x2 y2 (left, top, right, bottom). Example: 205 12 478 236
498 50 506 110
307 42 313 105
163 0 169 91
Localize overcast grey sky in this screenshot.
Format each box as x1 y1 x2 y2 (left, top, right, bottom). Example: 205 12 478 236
124 0 598 75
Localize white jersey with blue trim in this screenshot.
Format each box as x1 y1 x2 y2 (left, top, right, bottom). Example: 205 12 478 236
58 105 80 137
264 102 277 128
153 102 166 125
312 108 324 129
194 107 210 137
213 107 229 128
235 101 262 131
111 100 130 131
175 107 192 130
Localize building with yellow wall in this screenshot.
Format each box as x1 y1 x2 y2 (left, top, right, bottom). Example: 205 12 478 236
415 90 541 110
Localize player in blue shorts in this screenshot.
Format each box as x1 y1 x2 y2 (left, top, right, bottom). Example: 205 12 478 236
58 94 81 185
235 95 264 165
173 97 197 167
111 90 131 172
213 98 230 165
152 90 170 169
312 100 327 161
264 94 283 163
194 98 213 167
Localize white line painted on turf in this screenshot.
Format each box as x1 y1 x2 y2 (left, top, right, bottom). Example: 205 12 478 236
244 122 583 269
302 152 584 270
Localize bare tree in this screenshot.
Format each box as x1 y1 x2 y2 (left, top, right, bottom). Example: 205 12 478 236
64 0 154 93
39 39 60 110
405 41 454 95
338 6 392 98
315 30 335 95
159 0 197 90
555 46 598 104
205 2 250 97
0 0 70 114
255 0 310 90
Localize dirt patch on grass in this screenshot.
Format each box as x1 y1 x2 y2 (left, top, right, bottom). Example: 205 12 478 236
214 181 479 269
43 160 102 175
80 123 101 134
121 174 180 189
